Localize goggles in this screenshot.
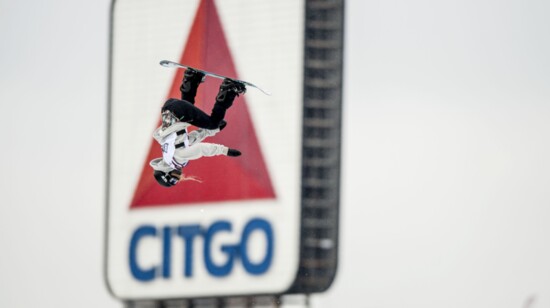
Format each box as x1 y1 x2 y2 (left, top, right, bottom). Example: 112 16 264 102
153 169 182 187
166 169 182 185
165 173 179 186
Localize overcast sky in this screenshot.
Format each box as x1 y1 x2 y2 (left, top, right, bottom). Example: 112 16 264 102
1 0 550 307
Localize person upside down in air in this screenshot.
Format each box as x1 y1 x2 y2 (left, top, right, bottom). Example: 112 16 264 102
150 68 246 187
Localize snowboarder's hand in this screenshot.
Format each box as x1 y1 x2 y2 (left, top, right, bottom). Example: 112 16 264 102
218 120 227 131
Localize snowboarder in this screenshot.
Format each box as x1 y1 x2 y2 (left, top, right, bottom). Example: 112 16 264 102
151 68 246 187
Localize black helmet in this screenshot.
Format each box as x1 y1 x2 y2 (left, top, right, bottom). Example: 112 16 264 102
153 169 181 187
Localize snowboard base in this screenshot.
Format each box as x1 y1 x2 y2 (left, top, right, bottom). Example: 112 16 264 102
160 60 271 96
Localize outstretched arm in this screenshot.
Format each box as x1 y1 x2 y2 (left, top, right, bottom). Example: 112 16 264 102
187 128 220 146
176 142 228 161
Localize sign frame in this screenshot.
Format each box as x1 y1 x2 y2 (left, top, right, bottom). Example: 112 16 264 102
104 0 344 302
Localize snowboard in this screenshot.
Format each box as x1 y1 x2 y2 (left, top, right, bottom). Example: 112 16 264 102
160 60 271 96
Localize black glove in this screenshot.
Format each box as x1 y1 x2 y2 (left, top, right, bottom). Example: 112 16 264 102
218 120 227 131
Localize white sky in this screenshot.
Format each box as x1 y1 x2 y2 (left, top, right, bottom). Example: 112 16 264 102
1 0 550 307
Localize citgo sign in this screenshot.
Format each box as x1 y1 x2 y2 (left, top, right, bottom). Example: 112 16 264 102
129 218 273 281
106 0 304 300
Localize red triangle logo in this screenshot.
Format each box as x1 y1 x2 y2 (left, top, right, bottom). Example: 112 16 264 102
130 0 276 209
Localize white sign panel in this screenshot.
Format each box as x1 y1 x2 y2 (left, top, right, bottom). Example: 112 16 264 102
106 0 304 300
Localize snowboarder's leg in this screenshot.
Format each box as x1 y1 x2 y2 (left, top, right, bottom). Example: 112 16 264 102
161 99 225 130
162 98 206 123
161 98 227 130
208 79 246 126
180 68 205 104
162 79 245 130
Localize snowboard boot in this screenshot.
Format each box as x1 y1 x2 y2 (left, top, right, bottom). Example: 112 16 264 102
180 68 206 103
221 78 246 96
215 79 246 108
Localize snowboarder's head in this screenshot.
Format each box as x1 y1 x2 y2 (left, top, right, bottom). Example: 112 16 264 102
153 169 182 187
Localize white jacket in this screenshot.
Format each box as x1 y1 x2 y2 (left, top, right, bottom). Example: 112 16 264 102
150 122 227 173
